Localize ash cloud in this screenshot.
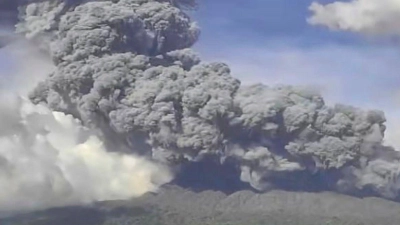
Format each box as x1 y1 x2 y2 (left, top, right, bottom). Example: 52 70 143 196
2 0 400 213
0 93 172 215
0 9 173 215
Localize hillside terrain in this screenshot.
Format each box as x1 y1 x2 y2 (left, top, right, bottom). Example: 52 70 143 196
3 186 400 225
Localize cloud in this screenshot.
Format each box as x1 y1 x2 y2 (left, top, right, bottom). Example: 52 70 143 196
308 0 400 36
0 95 172 215
0 32 172 216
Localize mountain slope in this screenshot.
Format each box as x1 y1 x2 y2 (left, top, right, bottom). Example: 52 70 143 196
3 186 400 225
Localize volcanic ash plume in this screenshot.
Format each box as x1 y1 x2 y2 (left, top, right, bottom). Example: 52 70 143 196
1 0 400 210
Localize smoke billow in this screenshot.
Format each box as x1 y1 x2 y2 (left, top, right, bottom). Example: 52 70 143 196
0 6 173 215
2 0 400 214
0 93 172 215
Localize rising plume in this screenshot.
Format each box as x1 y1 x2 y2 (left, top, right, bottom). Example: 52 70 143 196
1 0 400 215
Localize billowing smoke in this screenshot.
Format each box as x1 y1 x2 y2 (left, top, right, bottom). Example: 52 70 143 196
0 9 172 215
2 0 400 214
0 93 172 214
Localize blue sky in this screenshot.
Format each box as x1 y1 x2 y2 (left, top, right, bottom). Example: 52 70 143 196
192 0 365 47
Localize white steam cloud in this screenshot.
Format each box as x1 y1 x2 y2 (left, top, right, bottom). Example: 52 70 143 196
0 37 172 216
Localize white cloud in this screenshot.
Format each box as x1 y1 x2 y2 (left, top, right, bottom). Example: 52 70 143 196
308 0 400 36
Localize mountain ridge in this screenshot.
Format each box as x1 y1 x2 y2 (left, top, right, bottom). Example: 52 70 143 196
3 185 400 225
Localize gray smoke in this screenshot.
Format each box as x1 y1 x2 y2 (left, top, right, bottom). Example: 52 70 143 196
3 0 400 201
0 35 173 215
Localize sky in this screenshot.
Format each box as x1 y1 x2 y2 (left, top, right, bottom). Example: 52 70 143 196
191 0 400 148
0 0 399 147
